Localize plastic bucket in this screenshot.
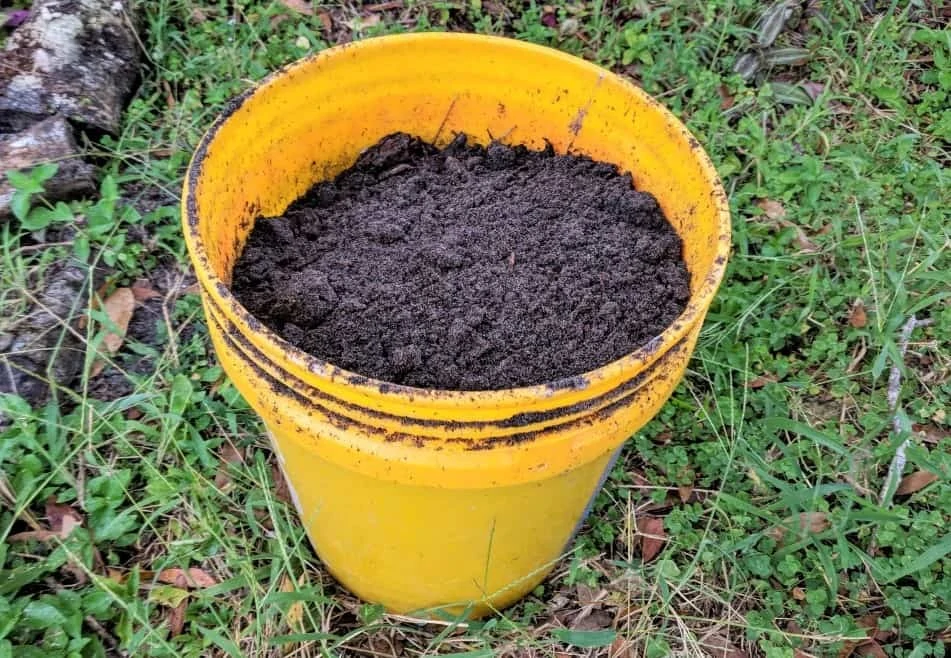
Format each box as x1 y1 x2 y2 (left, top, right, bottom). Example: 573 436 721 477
182 33 730 617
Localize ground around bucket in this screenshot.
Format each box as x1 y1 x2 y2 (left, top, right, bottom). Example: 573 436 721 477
231 132 690 390
0 2 948 657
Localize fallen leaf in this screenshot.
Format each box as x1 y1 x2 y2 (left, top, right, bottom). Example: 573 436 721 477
790 227 820 253
46 497 83 537
769 512 830 542
571 609 614 631
718 84 735 110
279 0 314 15
791 587 806 601
214 443 246 489
181 281 201 296
700 630 748 658
609 636 636 658
747 374 778 389
156 567 218 589
856 615 884 639
168 602 186 636
316 10 332 32
131 278 161 302
677 485 694 503
8 498 83 542
849 300 867 328
91 287 135 376
896 470 938 495
7 529 58 542
756 198 786 220
280 575 304 630
756 200 820 253
636 515 666 562
913 423 949 444
162 80 176 110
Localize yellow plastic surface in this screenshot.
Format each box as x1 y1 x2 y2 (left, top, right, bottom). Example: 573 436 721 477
183 33 730 616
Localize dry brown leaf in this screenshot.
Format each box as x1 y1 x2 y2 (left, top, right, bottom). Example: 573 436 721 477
316 10 333 32
609 636 636 658
8 498 83 542
46 498 83 537
791 228 820 253
913 423 950 444
677 485 694 503
791 587 806 601
214 443 246 489
769 512 830 542
131 278 161 302
896 470 938 495
157 567 218 589
279 0 315 15
747 374 778 389
700 630 748 658
756 198 786 220
756 199 819 252
181 281 201 296
168 601 186 637
636 515 666 562
718 84 735 110
91 287 135 376
571 609 613 631
849 300 868 328
838 641 857 658
7 529 59 542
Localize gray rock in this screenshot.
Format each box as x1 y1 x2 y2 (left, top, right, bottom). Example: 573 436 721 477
0 0 140 135
0 262 92 419
0 116 98 221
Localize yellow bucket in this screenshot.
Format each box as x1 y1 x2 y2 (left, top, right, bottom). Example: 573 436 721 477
183 33 730 617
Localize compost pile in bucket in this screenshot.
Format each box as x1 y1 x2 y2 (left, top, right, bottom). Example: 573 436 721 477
231 133 690 390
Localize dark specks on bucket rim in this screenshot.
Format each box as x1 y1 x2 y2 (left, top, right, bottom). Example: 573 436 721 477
210 293 691 449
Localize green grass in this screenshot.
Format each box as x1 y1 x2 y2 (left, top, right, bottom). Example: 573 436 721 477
1 1 949 656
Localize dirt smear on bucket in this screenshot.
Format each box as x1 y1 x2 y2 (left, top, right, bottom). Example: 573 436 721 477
231 133 690 390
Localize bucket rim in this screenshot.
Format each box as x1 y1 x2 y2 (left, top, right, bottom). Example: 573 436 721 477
182 32 731 404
